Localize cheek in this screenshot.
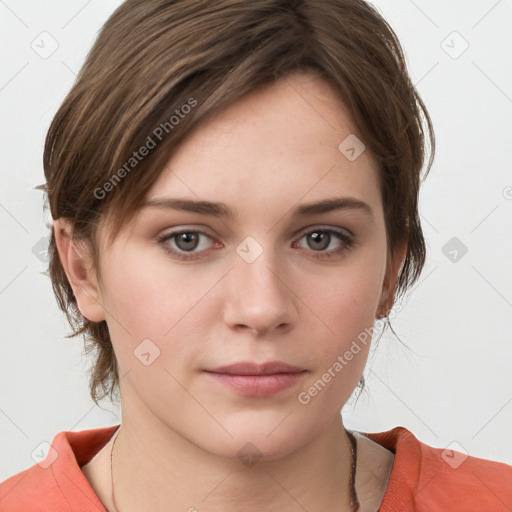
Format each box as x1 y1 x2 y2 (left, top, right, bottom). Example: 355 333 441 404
98 249 211 355
293 281 381 416
305 253 385 346
294 247 385 396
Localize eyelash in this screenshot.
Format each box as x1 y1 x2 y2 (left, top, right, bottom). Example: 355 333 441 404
156 227 355 261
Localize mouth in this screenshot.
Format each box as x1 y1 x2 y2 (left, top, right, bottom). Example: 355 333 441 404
203 361 308 397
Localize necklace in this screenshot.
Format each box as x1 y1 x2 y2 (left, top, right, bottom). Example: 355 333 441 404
346 429 360 511
109 426 121 512
110 426 359 512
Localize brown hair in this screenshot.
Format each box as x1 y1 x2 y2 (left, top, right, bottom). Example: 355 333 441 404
39 0 435 405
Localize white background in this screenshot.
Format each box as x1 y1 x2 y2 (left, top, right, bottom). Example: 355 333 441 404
1 0 511 481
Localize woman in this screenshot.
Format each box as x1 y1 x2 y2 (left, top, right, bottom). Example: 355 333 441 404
1 0 511 511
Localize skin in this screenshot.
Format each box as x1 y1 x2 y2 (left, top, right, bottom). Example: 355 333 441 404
55 70 405 512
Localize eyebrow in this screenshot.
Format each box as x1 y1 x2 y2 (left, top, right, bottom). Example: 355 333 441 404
142 196 374 220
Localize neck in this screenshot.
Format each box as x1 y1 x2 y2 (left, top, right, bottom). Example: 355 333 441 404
110 410 357 512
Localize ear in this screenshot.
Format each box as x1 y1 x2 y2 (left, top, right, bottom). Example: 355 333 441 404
53 218 106 323
376 240 407 319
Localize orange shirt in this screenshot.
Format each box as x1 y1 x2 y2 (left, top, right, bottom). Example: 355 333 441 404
1 425 511 511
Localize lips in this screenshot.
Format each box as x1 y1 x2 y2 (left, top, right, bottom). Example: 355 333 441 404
205 361 306 375
203 361 307 397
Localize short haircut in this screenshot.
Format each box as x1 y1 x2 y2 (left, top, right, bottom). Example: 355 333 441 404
39 0 435 405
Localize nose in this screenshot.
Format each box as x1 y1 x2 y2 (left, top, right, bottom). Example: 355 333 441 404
222 243 297 336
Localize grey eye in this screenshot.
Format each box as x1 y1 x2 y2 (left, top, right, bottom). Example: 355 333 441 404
305 231 331 251
174 232 201 251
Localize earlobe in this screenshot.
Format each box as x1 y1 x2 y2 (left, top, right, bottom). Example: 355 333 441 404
376 241 407 319
52 218 106 323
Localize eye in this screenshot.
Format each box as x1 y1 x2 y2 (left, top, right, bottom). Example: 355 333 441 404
156 226 355 261
157 230 218 260
293 227 354 259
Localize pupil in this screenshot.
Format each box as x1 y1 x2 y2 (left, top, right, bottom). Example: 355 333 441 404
309 231 329 250
178 233 197 250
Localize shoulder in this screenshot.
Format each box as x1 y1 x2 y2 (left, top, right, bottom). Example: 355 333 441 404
363 426 512 511
0 426 118 512
0 462 68 512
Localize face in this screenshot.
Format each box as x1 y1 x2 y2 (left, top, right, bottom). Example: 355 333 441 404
62 70 402 460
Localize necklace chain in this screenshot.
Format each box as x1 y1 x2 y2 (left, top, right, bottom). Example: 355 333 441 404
110 426 359 512
346 429 360 511
110 427 121 512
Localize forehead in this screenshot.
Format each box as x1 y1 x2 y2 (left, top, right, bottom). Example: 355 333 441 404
102 71 384 246
148 72 381 221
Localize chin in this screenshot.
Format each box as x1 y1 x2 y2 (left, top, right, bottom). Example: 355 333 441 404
197 414 319 463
